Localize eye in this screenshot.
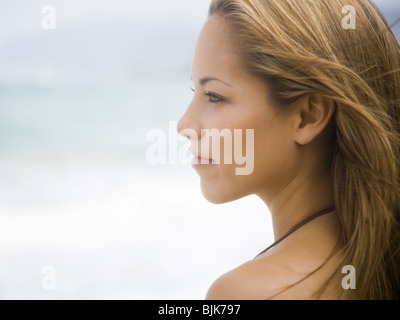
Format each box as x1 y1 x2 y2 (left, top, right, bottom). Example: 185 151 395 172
190 87 225 104
205 92 224 103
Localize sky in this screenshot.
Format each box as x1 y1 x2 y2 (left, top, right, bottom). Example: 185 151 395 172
0 0 211 85
0 0 398 86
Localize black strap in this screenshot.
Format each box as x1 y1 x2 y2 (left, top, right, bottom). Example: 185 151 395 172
255 207 336 259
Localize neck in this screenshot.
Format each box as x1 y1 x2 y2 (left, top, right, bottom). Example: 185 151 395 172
258 167 335 240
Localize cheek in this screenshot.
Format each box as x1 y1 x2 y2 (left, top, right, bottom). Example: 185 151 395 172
197 131 245 204
196 129 254 204
196 107 294 203
197 116 269 202
250 119 296 191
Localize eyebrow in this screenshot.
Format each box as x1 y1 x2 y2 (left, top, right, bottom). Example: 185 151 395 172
192 76 233 87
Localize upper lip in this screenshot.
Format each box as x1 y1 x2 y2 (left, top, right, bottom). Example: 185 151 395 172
190 151 215 163
191 152 213 161
194 156 212 160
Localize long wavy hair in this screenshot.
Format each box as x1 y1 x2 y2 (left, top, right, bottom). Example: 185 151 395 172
209 0 400 300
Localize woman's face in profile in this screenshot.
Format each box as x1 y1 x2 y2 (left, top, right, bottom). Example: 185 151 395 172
178 15 298 205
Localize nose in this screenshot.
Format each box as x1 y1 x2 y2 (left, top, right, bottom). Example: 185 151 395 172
177 101 200 140
177 112 189 139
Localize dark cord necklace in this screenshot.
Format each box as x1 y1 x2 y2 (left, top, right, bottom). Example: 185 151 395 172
255 207 336 259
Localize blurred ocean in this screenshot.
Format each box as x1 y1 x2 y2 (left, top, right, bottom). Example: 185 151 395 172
0 0 398 299
0 81 271 299
0 0 272 299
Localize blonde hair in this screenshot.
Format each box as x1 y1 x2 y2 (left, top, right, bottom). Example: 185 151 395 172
209 0 400 299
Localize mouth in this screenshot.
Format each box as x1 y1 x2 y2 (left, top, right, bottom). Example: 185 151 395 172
191 156 216 166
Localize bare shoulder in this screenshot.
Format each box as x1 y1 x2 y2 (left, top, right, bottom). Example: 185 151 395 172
207 214 345 300
206 250 343 300
206 255 296 300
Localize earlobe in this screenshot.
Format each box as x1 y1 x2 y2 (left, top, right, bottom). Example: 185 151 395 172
294 94 336 146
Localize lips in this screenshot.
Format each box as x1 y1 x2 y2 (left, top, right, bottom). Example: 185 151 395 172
192 156 215 165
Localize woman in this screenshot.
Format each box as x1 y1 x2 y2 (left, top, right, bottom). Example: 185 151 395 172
177 0 400 300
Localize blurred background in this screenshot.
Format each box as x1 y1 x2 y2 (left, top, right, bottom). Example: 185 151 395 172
0 0 398 299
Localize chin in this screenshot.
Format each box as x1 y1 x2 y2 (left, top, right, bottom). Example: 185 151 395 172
200 182 247 205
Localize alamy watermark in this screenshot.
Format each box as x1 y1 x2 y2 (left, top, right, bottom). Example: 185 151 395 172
42 5 56 30
342 5 356 30
146 121 255 176
341 265 356 290
41 265 56 290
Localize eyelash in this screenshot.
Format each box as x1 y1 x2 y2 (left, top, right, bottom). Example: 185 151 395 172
191 88 224 104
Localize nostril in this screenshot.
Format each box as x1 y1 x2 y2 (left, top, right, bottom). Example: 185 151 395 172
179 127 199 142
177 117 194 139
177 126 189 139
178 127 192 140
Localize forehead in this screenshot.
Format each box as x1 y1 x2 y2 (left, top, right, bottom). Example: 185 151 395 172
191 16 242 83
196 15 235 50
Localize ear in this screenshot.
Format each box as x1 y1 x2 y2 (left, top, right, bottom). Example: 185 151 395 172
292 94 336 146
